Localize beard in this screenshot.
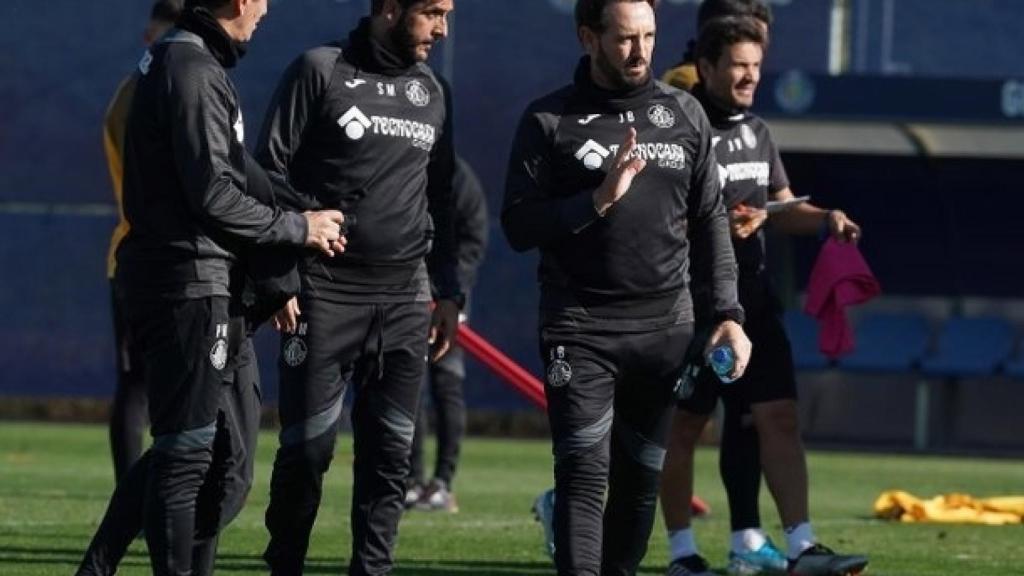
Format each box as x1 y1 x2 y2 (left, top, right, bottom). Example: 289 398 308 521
388 10 423 65
594 43 650 90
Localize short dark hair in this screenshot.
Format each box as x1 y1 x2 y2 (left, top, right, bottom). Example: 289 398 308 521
370 0 425 16
184 0 231 13
696 15 765 65
697 0 772 30
574 0 655 33
152 0 184 22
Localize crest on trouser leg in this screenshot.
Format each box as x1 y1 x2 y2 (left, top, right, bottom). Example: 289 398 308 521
546 345 572 387
210 323 229 370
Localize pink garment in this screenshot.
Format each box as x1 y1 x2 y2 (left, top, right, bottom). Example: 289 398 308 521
803 238 881 358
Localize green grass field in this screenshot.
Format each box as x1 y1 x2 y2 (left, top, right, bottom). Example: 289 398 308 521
1 422 1022 575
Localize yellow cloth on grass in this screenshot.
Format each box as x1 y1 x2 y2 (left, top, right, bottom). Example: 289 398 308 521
874 490 1024 525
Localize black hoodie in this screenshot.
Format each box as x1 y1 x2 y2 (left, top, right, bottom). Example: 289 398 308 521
255 18 459 304
503 58 743 327
117 7 308 302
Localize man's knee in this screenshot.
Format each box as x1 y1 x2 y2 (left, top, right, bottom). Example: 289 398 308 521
668 410 709 449
752 400 801 438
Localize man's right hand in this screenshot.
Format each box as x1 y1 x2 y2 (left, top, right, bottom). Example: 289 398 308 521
272 297 301 334
304 210 346 257
730 204 767 239
593 127 647 216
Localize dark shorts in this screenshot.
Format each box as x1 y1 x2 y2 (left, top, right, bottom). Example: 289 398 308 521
676 307 797 416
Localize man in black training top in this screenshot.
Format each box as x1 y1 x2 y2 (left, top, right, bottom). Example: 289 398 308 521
502 1 751 574
405 156 489 513
255 0 461 574
660 16 867 576
114 0 345 574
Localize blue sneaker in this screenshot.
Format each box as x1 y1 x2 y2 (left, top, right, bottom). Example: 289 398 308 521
727 539 788 575
531 488 556 558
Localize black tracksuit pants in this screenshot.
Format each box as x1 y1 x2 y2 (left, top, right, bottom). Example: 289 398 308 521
76 341 260 576
104 297 245 576
264 298 431 576
540 318 694 576
110 281 148 481
409 344 466 487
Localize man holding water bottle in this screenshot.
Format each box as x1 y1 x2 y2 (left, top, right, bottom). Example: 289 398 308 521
659 16 867 576
502 1 752 573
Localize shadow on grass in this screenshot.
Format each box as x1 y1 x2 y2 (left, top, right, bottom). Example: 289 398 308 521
0 546 561 575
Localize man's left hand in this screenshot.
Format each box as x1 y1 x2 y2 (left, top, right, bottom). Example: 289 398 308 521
429 299 460 362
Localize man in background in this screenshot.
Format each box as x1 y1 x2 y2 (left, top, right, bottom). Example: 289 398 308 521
662 0 772 91
405 156 489 513
659 16 868 576
102 0 183 483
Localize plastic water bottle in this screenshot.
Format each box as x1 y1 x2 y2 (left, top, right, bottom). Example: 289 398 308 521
708 345 737 384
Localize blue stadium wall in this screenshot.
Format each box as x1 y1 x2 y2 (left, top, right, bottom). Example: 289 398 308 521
2 0 1023 406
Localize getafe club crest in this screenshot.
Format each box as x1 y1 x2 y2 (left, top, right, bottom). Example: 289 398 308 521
210 340 227 370
283 322 309 368
283 336 307 368
546 345 572 388
647 104 676 128
210 323 228 370
405 80 431 107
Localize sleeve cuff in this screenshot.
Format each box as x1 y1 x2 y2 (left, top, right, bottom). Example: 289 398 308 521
286 212 308 247
715 307 746 326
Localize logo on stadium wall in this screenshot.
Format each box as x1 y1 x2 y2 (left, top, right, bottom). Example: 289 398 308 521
547 345 572 387
338 106 373 140
575 140 611 170
210 339 228 370
774 70 816 114
740 124 757 149
405 80 431 107
647 104 676 128
283 336 308 368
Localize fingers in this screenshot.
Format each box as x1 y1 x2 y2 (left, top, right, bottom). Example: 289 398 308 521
622 156 646 177
431 338 451 363
273 299 300 333
613 127 638 169
325 210 344 225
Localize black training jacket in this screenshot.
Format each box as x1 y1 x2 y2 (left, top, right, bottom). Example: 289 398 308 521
452 157 489 297
694 85 789 315
255 18 459 303
503 58 743 325
117 8 307 302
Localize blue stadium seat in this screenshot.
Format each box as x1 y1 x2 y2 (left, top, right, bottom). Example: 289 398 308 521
920 316 1016 378
837 313 931 373
782 310 830 370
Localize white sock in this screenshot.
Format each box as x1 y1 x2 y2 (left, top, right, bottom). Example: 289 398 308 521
784 522 816 560
668 528 699 561
731 528 767 554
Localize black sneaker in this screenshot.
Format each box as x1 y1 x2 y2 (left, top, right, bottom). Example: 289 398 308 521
788 543 868 576
666 554 714 576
